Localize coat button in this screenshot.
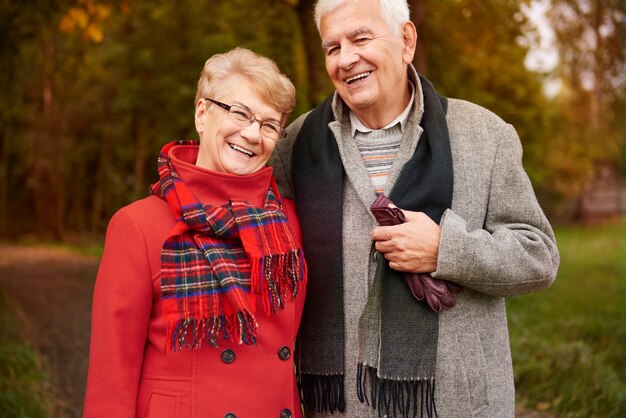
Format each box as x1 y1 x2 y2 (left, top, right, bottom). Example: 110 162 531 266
280 409 292 418
224 413 236 418
221 349 235 364
277 346 291 360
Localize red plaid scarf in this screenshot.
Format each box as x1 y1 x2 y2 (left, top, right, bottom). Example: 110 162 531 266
151 141 306 352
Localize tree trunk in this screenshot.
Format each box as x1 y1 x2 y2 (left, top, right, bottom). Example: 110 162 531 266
133 123 146 201
589 1 604 138
89 132 109 235
0 129 9 236
296 0 331 107
33 32 64 240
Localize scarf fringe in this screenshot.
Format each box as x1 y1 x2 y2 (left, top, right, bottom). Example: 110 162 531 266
167 311 258 352
253 249 306 314
297 373 346 414
165 248 305 353
357 364 438 418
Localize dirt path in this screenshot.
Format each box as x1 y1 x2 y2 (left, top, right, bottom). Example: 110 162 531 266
0 244 99 418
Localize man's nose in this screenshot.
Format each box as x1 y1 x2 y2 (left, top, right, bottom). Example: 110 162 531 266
337 44 359 69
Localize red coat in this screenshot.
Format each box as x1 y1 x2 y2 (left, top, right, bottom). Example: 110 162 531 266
83 145 306 418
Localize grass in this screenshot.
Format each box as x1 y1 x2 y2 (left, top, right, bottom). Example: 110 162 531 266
507 218 626 417
0 290 53 418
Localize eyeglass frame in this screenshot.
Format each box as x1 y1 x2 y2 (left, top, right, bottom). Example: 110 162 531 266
204 98 286 141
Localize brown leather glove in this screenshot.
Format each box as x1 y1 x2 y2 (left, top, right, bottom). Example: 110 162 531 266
370 194 460 312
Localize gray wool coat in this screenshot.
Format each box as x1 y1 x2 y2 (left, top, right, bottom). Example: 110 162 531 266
269 68 560 418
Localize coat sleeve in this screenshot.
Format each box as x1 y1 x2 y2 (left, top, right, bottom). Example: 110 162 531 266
83 208 153 418
434 123 560 297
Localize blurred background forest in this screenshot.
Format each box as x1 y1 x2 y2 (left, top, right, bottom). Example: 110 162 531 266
0 1 625 418
0 0 624 242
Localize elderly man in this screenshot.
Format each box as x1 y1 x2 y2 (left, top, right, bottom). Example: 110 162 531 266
270 0 560 417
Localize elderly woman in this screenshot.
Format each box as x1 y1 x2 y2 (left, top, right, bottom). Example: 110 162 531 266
83 48 306 418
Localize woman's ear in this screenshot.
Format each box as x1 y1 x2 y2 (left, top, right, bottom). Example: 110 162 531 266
401 21 418 65
194 99 206 134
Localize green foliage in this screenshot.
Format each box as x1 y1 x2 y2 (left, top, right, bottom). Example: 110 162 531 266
0 0 310 239
0 290 53 418
424 0 625 220
0 0 623 238
425 0 553 187
507 219 626 417
537 0 625 215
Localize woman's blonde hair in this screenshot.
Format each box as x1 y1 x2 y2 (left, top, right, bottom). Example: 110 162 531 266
196 48 296 123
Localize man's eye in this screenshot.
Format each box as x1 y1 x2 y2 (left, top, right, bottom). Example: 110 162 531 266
325 46 339 56
356 37 370 44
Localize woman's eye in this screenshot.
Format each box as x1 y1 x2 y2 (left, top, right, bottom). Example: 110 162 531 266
263 123 280 134
231 109 250 120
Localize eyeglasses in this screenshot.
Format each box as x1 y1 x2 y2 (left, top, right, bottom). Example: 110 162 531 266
205 98 285 141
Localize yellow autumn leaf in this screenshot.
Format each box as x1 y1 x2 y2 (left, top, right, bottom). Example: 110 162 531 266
95 4 111 20
59 14 76 32
59 7 89 32
72 7 89 29
85 23 104 43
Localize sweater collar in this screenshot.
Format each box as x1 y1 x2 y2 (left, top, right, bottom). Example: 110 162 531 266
349 80 416 137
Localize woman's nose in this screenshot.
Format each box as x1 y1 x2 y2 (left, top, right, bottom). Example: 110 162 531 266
240 121 263 144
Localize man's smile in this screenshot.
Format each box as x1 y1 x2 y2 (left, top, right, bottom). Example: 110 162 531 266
345 71 372 84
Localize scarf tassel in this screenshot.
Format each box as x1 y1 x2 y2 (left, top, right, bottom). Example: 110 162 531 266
168 311 258 352
297 373 346 414
254 249 306 314
357 364 438 418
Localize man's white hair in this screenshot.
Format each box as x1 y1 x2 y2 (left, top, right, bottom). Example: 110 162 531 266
314 0 410 37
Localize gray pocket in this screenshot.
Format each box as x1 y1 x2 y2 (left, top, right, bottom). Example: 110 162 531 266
459 331 488 414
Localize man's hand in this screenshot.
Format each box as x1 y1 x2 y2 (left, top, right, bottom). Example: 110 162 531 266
371 210 441 273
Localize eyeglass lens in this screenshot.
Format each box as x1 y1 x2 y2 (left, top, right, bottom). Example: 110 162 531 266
228 105 281 140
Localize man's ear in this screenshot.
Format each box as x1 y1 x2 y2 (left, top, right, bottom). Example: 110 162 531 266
194 99 206 134
400 21 418 64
